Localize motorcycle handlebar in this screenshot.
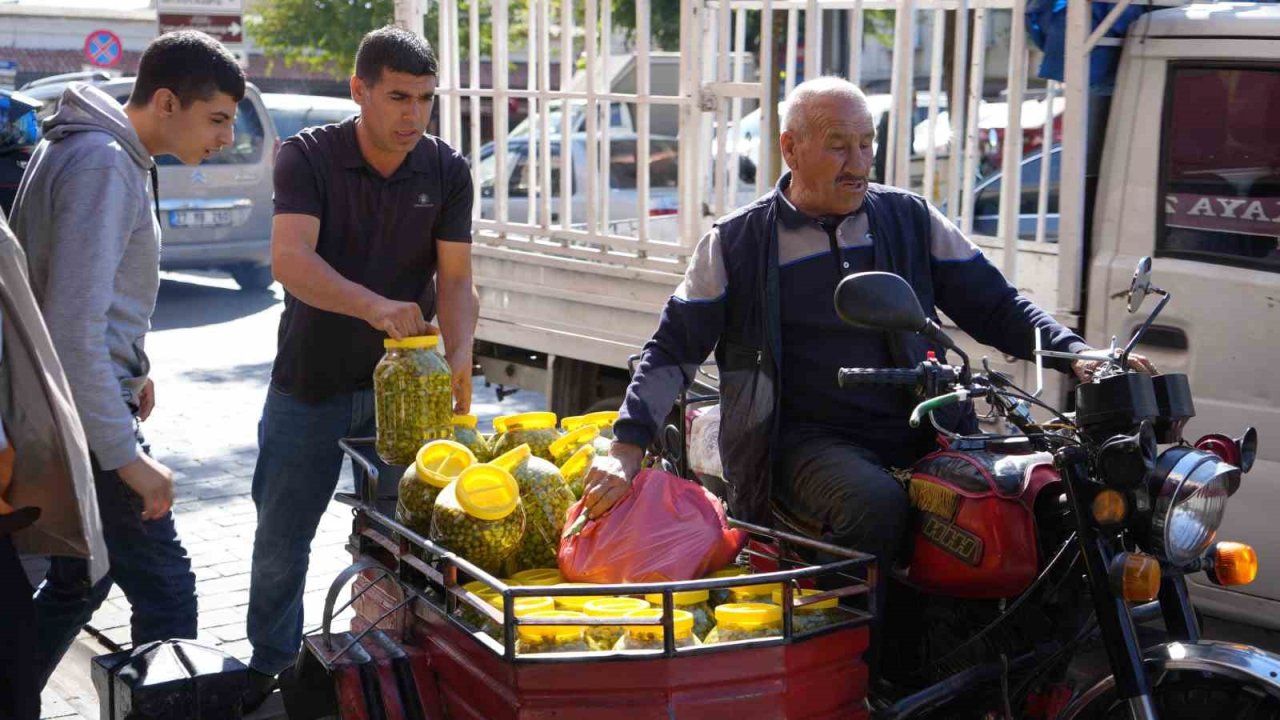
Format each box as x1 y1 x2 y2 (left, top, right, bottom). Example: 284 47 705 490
837 367 923 388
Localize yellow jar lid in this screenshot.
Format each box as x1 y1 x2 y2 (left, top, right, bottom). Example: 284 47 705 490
488 595 556 616
517 610 587 643
492 415 514 433
384 335 439 350
623 608 695 639
491 443 533 472
500 412 558 432
548 425 601 458
728 583 780 602
415 439 476 489
509 568 564 586
551 584 610 611
452 414 478 429
583 597 650 618
714 602 783 629
559 444 596 480
454 465 520 520
771 587 839 611
563 411 620 431
707 566 749 579
462 580 498 597
644 589 710 606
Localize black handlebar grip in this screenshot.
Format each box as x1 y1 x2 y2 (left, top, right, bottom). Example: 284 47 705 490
837 367 923 388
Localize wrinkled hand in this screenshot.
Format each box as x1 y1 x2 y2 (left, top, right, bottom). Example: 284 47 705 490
116 453 175 521
580 442 645 519
365 297 437 340
448 349 473 415
138 378 156 422
1073 351 1158 382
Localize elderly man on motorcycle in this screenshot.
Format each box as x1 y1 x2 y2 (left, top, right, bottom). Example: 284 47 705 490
582 76 1153 618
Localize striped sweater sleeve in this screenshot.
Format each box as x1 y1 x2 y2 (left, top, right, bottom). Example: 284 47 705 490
926 204 1088 373
614 229 728 449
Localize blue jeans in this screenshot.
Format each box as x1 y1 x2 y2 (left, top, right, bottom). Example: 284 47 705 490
33 430 197 689
246 385 386 675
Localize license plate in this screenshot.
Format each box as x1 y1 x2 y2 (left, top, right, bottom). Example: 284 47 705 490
169 209 234 228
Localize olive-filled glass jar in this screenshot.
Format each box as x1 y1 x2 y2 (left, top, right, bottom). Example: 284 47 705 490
703 603 783 644
725 582 781 606
452 414 493 462
482 595 557 641
396 439 475 536
615 609 700 651
492 444 576 573
430 464 526 575
452 580 501 630
558 444 596 500
515 610 591 654
562 411 620 440
582 597 651 651
548 425 601 466
772 587 844 634
490 412 563 463
644 590 715 641
705 565 750 607
374 335 453 465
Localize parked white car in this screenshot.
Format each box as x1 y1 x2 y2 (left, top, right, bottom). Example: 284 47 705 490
475 132 681 226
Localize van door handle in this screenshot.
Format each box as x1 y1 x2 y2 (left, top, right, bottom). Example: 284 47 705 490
1130 324 1188 351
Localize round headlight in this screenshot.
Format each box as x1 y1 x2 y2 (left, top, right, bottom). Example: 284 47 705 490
1150 448 1236 565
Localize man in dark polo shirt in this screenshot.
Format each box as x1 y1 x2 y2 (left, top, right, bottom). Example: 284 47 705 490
243 26 477 705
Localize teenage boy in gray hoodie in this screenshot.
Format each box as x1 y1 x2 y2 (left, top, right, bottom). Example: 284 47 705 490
10 30 244 688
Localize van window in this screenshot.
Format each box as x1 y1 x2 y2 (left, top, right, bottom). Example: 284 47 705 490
155 97 266 167
1158 65 1280 272
509 143 569 197
607 139 680 189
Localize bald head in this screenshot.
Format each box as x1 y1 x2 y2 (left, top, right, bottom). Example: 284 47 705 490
781 77 869 135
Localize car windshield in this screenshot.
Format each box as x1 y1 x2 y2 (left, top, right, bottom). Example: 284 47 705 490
156 97 265 166
0 95 40 149
269 104 358 140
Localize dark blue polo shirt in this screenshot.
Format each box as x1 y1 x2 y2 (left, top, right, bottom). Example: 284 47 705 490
271 117 473 403
774 194 934 462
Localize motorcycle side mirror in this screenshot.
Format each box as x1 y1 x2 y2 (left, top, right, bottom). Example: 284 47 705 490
1127 256 1154 314
835 272 968 366
835 272 929 333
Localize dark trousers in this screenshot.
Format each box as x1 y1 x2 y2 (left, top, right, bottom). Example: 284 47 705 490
32 431 197 689
0 532 38 720
774 424 916 671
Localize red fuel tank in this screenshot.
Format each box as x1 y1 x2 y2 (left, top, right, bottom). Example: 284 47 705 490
903 449 1059 599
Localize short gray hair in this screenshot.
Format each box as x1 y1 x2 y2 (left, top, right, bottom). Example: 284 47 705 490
781 77 868 135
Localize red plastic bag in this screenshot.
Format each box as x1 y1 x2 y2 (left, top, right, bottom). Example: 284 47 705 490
558 469 748 584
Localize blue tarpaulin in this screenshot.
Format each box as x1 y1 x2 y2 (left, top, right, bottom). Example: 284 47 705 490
1025 0 1149 95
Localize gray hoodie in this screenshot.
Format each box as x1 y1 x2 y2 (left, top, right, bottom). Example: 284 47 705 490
11 83 159 471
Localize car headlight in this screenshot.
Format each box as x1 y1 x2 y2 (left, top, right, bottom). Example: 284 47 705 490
1149 448 1237 565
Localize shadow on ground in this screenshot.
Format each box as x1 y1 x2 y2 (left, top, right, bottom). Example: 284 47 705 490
151 278 280 331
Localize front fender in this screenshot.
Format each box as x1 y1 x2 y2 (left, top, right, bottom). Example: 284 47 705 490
1058 640 1280 719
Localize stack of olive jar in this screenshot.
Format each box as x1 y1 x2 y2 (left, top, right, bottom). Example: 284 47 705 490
372 344 850 653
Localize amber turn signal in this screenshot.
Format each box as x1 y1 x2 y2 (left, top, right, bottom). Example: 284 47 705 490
1110 552 1161 602
1091 489 1128 525
1208 542 1258 587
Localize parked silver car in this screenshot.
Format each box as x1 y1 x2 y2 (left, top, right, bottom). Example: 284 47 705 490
261 92 359 141
25 77 277 290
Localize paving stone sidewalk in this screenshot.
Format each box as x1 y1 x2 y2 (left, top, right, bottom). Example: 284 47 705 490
41 273 543 719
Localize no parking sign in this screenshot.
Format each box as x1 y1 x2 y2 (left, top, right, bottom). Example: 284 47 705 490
84 30 123 69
